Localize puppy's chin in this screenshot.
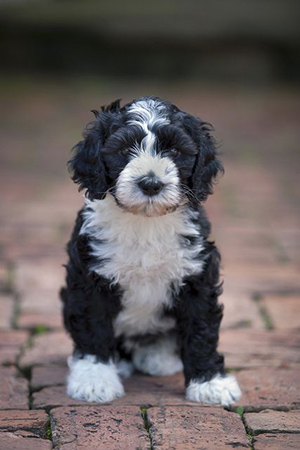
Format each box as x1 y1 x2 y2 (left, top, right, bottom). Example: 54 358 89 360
116 198 179 217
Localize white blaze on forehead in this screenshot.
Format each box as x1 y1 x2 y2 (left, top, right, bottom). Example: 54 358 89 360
127 99 170 133
141 132 156 155
127 99 170 156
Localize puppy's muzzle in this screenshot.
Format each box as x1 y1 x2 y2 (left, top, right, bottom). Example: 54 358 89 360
137 173 164 197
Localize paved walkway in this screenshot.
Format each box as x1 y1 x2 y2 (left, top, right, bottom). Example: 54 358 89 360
0 81 299 448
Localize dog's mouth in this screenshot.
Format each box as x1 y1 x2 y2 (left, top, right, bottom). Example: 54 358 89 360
115 195 181 217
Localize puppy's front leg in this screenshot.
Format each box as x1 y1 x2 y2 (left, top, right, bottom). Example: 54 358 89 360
175 245 241 407
62 283 124 403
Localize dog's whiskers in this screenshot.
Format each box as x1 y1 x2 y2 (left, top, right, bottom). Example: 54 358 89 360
180 184 199 202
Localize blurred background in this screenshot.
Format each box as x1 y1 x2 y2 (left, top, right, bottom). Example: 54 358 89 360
0 0 299 331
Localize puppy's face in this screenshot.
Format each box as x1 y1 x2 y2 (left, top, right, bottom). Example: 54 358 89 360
69 97 223 216
102 100 200 216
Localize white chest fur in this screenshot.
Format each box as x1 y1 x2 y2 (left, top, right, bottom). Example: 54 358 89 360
80 195 204 337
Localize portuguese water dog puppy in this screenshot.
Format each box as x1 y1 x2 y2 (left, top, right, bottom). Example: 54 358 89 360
61 96 241 405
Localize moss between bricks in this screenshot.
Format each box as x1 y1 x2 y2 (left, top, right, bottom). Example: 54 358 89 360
140 407 153 450
32 324 49 335
11 294 21 329
45 419 52 440
6 261 15 294
236 406 254 449
251 293 274 330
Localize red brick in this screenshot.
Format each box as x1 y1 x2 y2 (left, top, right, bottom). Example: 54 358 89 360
223 263 300 297
0 225 66 260
17 288 63 329
221 288 264 330
235 368 300 411
262 294 300 330
31 366 67 391
21 289 62 312
0 294 14 330
3 241 66 261
15 259 65 294
275 229 300 264
0 367 28 410
253 433 300 450
8 200 77 229
119 372 195 407
0 330 29 365
32 368 300 412
220 330 300 369
147 406 249 449
50 406 149 449
21 285 61 313
0 433 52 450
244 409 300 435
19 331 72 369
18 311 63 329
33 386 77 409
0 330 28 347
33 373 204 409
0 410 49 438
216 228 278 266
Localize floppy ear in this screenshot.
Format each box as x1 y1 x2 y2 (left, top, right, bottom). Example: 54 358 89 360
68 100 122 200
183 114 224 202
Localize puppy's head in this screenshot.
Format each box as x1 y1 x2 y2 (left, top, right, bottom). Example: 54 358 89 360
69 97 223 216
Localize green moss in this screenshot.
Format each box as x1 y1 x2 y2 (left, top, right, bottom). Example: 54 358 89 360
236 406 254 449
247 433 254 449
32 325 48 335
251 293 274 330
236 406 244 417
252 292 262 302
140 407 153 449
45 423 52 440
259 305 274 330
5 262 15 293
140 407 148 429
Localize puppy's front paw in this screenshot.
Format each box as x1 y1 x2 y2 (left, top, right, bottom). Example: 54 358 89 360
67 355 124 403
186 374 241 407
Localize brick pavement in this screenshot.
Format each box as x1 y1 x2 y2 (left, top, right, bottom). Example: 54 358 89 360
0 83 299 448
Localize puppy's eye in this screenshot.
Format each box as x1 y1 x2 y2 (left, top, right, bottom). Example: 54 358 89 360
119 149 129 157
167 149 180 158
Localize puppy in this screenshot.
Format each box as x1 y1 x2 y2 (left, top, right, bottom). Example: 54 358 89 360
61 96 241 406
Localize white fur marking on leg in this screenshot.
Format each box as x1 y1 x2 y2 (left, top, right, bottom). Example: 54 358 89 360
186 374 241 406
67 355 124 403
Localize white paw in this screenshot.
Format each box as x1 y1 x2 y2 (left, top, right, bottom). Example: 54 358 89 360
116 359 134 379
133 336 183 376
186 374 241 407
67 355 124 403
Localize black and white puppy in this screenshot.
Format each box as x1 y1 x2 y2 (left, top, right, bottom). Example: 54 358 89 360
61 96 241 406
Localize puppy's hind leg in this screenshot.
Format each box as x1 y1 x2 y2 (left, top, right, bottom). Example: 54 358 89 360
133 333 183 376
115 343 135 379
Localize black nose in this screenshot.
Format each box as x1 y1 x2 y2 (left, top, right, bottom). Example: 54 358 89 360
137 177 164 196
